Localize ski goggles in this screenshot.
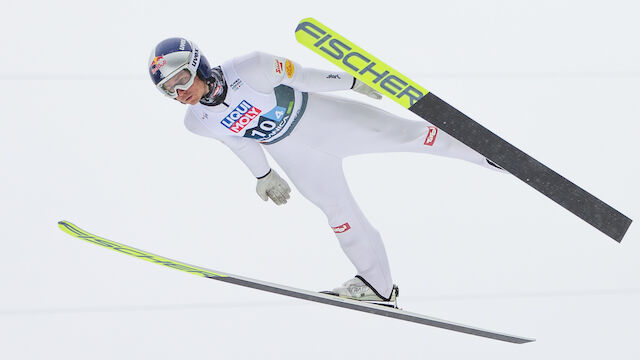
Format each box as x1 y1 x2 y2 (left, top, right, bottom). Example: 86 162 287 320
156 67 197 98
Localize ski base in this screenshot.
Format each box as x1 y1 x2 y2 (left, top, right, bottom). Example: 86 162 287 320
319 291 399 308
58 221 534 344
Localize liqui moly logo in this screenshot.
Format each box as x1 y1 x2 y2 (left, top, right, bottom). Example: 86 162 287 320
220 101 262 133
424 126 438 146
332 223 351 234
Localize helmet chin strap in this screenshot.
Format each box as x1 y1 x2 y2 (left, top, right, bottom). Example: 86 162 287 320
199 66 228 106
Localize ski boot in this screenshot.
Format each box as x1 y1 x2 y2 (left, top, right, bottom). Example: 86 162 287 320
321 275 399 308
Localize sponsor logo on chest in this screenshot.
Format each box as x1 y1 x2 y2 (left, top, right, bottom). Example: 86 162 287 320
230 78 243 91
220 100 262 133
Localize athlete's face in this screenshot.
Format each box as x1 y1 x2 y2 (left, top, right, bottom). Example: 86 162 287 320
175 75 208 105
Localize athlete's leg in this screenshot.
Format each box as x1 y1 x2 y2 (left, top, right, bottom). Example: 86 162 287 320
265 139 395 298
297 93 504 172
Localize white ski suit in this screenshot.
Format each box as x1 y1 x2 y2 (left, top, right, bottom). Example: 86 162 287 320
183 51 501 298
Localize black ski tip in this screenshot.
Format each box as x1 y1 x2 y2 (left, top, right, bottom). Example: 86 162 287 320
518 336 536 344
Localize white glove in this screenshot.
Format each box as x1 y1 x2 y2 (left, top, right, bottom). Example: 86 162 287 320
352 79 382 100
256 169 291 206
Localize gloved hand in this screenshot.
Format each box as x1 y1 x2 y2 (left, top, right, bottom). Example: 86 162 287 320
256 169 291 206
352 79 382 100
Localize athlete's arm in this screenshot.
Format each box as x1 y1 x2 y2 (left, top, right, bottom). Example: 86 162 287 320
233 51 355 93
216 136 271 178
184 111 271 178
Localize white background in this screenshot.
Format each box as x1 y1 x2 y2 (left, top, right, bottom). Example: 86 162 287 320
1 0 638 358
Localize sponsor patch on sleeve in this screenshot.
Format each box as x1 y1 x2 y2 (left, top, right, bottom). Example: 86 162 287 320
274 59 284 75
285 59 295 78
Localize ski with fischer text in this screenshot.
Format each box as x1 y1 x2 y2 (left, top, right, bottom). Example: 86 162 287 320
294 17 631 242
57 220 534 344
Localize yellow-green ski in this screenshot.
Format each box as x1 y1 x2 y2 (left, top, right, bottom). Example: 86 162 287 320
58 220 227 278
295 17 428 109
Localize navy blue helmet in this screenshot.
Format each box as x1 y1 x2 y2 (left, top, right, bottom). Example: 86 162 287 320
148 38 212 98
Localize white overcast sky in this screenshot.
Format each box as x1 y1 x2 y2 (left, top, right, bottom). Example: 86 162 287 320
1 0 638 359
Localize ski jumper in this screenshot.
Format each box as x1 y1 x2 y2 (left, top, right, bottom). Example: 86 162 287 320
183 52 500 298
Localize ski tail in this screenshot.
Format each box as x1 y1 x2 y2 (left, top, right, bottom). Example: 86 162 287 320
409 93 632 241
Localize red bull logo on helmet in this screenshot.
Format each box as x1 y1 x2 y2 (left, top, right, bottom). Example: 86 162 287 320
150 56 166 75
221 100 262 133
